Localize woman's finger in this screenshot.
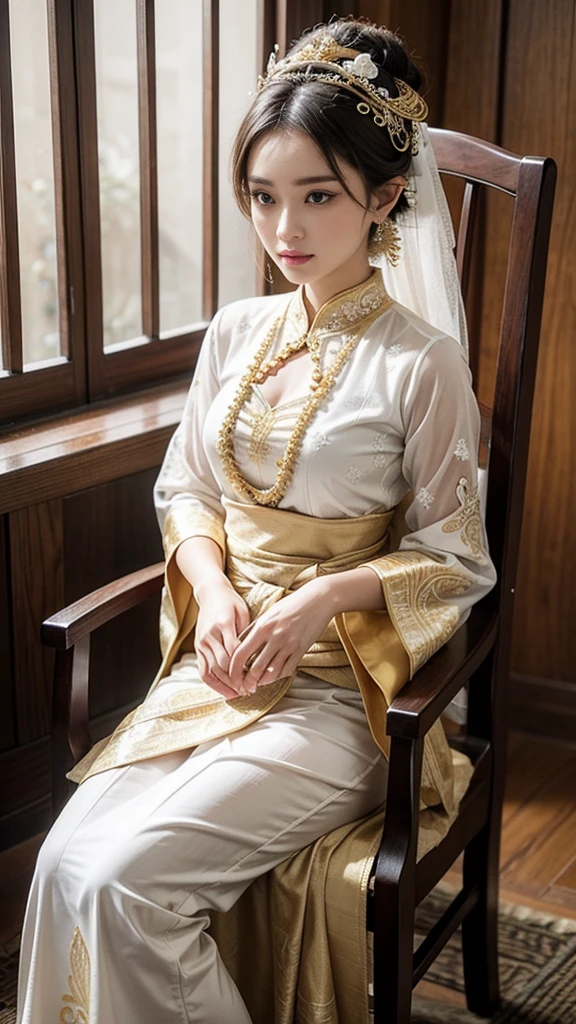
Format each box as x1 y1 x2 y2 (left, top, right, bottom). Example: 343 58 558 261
235 602 251 634
244 651 290 692
221 627 240 659
243 643 284 689
199 639 236 685
197 650 242 701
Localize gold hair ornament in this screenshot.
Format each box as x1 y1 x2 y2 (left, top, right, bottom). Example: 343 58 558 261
257 35 428 154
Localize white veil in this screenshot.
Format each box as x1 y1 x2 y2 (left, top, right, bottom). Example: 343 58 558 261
375 123 469 357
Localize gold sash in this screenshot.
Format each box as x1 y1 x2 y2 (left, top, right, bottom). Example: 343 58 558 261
69 497 456 813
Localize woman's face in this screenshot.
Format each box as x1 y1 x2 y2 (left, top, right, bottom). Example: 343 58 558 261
246 129 396 293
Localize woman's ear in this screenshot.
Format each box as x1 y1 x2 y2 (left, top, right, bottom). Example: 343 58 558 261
371 176 407 220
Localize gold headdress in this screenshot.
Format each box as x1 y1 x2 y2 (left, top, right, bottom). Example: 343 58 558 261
257 34 428 154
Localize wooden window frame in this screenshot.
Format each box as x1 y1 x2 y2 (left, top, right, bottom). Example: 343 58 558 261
0 0 356 431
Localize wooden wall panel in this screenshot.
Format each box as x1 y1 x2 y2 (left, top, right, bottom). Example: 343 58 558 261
500 0 576 683
359 1 451 126
0 516 15 751
62 468 164 718
9 500 64 743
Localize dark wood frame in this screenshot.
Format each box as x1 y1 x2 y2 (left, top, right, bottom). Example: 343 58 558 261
42 129 556 1021
0 0 249 425
0 0 86 424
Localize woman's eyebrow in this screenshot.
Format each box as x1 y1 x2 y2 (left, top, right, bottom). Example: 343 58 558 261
247 175 340 186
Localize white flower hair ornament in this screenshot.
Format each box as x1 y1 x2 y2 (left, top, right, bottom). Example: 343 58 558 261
342 53 379 80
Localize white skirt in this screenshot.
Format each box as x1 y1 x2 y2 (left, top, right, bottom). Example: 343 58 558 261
17 665 388 1024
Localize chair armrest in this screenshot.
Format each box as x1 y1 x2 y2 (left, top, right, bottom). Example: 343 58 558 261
385 607 498 740
42 562 165 650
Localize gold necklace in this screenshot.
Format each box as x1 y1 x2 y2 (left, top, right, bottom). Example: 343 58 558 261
216 294 392 507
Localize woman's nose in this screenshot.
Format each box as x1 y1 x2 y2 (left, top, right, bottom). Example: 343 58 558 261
276 206 304 243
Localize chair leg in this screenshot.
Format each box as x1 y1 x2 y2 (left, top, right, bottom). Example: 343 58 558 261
373 884 415 1024
461 823 500 1016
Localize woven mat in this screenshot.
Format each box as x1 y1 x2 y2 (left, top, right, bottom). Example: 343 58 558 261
411 885 576 1023
4 885 576 1022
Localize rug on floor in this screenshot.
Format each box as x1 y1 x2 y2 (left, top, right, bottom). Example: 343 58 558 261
410 885 576 1023
3 885 576 1022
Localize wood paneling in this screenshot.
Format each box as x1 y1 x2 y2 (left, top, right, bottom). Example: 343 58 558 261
500 0 576 685
62 469 163 718
442 0 504 141
9 501 64 743
358 0 451 125
0 515 15 751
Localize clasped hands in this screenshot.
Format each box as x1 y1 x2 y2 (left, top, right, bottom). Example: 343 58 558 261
194 577 334 700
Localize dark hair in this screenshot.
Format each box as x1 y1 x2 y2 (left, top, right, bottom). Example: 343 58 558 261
231 17 423 240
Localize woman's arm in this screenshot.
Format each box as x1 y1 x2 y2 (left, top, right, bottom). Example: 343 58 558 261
155 309 252 695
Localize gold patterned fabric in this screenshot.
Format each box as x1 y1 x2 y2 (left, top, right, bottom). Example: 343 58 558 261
60 926 90 1024
67 496 475 1024
71 497 467 819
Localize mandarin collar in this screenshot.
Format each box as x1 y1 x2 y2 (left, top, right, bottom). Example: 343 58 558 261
286 269 390 337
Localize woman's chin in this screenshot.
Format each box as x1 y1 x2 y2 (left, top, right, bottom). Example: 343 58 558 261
275 259 320 283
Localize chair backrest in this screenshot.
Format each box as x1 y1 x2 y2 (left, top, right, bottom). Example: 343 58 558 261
429 130 556 656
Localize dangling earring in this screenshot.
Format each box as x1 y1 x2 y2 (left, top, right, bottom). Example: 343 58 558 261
368 218 402 266
264 258 275 284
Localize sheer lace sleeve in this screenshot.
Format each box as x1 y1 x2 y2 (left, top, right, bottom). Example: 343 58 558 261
154 307 226 560
361 335 497 678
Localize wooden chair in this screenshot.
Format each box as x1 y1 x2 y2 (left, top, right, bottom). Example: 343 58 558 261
42 130 556 1023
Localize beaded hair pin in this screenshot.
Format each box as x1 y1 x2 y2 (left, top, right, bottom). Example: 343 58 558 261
257 34 429 155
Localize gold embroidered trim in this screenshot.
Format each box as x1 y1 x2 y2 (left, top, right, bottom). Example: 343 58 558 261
60 926 90 1023
363 550 473 675
248 405 278 466
288 271 390 337
441 476 487 560
163 505 226 560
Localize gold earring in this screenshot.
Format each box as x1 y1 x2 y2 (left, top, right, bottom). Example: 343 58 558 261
368 218 402 266
264 258 275 284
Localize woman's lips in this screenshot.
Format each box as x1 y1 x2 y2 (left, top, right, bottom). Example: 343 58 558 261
279 253 314 266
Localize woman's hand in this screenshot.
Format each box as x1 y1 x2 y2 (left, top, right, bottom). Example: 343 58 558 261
227 579 334 694
194 581 252 699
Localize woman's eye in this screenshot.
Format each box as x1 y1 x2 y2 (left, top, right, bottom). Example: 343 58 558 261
307 191 333 205
251 191 274 205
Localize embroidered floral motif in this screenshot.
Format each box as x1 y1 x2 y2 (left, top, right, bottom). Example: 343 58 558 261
372 432 387 452
386 343 404 363
453 438 470 461
416 487 435 510
346 466 364 484
343 396 363 412
237 320 252 334
60 926 90 1023
442 477 487 560
367 551 473 674
373 453 386 468
309 430 331 453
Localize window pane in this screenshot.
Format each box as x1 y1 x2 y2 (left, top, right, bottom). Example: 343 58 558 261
9 0 60 366
218 0 259 306
94 0 142 349
157 1 203 333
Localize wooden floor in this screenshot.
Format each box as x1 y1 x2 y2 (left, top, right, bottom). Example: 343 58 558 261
3 731 576 1011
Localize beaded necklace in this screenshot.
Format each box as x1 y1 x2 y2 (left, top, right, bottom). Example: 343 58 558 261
215 275 392 507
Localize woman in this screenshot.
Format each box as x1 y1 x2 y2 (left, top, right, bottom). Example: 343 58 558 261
17 17 496 1024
